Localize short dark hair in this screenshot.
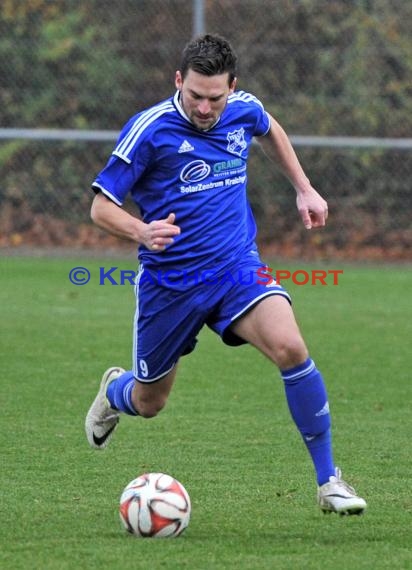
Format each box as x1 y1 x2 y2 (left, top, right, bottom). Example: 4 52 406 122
180 34 237 84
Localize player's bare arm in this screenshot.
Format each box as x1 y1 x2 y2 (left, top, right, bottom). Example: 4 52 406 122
257 114 328 229
91 192 180 251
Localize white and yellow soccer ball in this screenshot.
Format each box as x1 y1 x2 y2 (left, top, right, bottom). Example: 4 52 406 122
119 472 191 538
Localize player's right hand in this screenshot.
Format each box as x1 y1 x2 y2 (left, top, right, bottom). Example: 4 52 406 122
141 213 181 251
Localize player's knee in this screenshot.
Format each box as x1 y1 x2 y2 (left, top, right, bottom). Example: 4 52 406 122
135 397 167 419
275 336 308 369
138 407 159 419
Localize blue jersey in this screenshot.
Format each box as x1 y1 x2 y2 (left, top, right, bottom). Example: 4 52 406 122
92 90 270 277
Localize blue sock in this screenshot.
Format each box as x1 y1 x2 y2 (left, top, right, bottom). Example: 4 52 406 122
281 358 335 485
106 370 138 416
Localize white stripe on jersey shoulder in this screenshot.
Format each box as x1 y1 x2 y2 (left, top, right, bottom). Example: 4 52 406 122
228 90 264 109
113 100 176 163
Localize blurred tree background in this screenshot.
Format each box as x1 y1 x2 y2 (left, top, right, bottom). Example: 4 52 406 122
0 0 411 260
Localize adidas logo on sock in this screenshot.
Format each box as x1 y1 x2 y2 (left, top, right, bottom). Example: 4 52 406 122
315 401 330 417
178 139 194 153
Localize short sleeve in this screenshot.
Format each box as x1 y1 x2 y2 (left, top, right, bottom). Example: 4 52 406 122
92 155 142 206
91 117 153 206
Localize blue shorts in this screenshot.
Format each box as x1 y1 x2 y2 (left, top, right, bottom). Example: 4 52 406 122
132 253 291 382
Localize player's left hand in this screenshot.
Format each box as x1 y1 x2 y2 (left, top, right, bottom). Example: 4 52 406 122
296 187 328 229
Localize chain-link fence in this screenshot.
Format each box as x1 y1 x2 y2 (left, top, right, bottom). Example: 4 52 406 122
1 0 411 260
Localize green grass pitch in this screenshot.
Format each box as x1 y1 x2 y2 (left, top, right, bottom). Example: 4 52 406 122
0 255 411 570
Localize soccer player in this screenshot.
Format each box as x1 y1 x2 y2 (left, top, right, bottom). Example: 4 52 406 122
85 34 366 515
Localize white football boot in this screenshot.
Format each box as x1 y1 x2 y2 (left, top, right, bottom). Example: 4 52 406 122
85 367 125 450
318 467 367 515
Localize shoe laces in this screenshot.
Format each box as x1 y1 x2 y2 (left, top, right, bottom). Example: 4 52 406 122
96 410 119 425
330 467 356 494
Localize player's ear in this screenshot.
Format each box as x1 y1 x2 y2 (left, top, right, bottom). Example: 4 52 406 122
229 76 237 94
175 70 183 91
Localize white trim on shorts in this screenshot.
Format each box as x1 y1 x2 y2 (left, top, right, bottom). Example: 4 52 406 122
132 265 143 379
135 362 177 384
133 264 178 383
229 289 292 323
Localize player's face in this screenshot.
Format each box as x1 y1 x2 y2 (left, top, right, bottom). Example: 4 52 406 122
175 69 236 131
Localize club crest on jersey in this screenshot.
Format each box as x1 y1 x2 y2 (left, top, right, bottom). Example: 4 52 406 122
227 128 247 156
